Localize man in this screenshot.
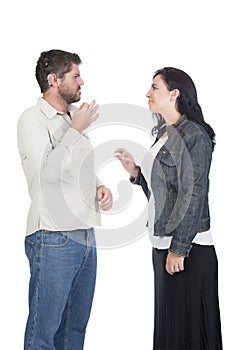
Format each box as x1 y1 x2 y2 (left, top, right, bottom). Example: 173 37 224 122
17 49 113 349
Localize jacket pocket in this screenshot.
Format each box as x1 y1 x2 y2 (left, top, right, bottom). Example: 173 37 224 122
157 149 179 187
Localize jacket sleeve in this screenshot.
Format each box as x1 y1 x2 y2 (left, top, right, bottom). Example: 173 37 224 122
168 133 212 257
130 167 150 199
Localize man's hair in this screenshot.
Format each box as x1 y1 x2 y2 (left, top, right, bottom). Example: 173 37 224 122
35 49 82 93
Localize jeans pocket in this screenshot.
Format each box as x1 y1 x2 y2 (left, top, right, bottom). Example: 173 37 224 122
41 231 69 247
25 236 35 266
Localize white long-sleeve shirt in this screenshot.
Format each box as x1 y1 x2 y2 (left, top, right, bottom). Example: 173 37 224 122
17 97 101 235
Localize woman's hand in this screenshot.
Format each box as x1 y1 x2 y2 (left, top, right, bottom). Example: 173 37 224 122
166 251 185 275
115 148 139 177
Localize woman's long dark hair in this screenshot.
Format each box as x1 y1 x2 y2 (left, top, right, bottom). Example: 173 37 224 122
152 67 216 150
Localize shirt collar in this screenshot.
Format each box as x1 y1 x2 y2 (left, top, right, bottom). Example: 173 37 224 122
37 97 76 119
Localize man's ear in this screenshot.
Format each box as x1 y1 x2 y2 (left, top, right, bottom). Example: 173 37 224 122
47 73 58 87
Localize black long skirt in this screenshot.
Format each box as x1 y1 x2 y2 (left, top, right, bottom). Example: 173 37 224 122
152 244 223 350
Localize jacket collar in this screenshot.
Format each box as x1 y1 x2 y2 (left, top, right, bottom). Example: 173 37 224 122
167 114 187 136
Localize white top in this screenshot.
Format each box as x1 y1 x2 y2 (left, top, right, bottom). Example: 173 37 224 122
17 97 101 235
141 136 213 249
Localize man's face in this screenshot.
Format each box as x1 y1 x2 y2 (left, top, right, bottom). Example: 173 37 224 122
57 63 84 103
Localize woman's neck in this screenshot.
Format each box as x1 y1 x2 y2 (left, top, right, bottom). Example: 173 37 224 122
164 111 182 125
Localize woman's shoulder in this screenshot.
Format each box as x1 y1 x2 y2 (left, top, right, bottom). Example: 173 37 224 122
177 117 211 144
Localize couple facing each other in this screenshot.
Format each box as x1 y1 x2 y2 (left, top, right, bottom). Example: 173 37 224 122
18 49 222 350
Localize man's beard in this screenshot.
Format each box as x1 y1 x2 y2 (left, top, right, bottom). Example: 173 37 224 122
58 87 81 104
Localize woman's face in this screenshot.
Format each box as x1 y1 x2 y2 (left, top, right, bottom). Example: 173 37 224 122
146 75 172 114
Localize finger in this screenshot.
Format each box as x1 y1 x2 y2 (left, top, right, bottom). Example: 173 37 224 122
101 205 112 211
115 148 126 154
89 100 96 109
100 201 112 211
115 153 134 163
166 262 173 275
100 191 112 202
167 268 174 275
97 186 105 199
114 149 126 157
79 102 86 109
114 150 124 159
100 198 112 206
114 153 124 160
114 152 122 158
120 156 135 162
97 187 111 199
91 113 99 123
89 100 99 113
178 259 184 271
90 104 99 116
79 102 89 110
100 195 109 203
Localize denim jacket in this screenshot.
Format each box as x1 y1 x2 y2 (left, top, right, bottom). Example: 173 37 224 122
131 115 212 256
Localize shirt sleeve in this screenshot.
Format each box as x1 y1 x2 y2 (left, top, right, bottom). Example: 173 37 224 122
17 112 88 184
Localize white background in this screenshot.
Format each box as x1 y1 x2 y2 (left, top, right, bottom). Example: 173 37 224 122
1 0 233 348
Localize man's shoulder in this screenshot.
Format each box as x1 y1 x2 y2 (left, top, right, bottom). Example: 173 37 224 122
21 104 40 116
18 101 45 130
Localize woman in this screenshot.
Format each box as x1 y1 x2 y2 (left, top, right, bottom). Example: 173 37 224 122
115 67 223 350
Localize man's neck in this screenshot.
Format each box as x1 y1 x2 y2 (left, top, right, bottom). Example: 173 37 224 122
43 92 68 114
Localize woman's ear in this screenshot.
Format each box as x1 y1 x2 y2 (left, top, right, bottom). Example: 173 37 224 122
170 89 180 101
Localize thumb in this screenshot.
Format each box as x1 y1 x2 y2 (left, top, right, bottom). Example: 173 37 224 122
97 187 104 200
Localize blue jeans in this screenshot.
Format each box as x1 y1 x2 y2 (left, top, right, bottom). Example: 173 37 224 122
24 228 97 350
